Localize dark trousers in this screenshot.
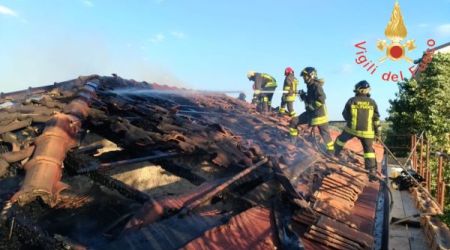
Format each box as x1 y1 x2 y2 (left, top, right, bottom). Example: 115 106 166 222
289 111 334 151
259 86 276 113
334 131 376 172
280 97 295 115
251 93 258 105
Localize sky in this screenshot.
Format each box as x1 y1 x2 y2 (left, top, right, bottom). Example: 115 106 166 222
0 0 449 120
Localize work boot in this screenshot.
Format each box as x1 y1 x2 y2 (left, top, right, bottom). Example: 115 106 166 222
325 149 334 157
258 103 262 113
334 150 340 158
368 168 378 182
336 154 353 166
261 103 268 114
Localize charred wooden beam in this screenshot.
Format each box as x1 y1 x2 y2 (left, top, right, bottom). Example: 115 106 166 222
64 152 101 176
74 152 182 174
153 159 206 186
181 158 268 212
99 152 179 170
87 172 150 204
74 142 104 154
64 153 150 203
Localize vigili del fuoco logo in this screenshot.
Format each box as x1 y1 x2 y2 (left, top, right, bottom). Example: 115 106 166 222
354 1 436 83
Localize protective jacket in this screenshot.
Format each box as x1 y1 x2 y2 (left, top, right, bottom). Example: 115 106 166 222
342 94 380 138
283 73 298 102
253 73 277 92
305 79 328 125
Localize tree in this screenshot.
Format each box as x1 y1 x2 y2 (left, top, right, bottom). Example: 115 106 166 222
387 53 450 153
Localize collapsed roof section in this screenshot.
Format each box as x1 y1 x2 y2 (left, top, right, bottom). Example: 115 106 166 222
0 75 385 250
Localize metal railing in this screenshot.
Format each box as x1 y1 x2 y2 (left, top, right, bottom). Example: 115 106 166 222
410 134 449 210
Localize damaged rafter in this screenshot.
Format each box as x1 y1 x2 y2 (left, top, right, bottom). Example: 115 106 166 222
78 152 180 174
88 172 150 203
153 159 206 186
181 158 268 213
64 153 150 203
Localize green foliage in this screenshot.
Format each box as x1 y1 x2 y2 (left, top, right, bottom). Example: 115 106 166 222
440 196 450 226
388 53 450 226
387 53 450 153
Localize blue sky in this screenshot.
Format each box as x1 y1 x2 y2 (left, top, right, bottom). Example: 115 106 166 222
0 0 449 120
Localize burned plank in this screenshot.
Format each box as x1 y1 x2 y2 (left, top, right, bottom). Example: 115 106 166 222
87 152 180 173
0 119 32 134
154 159 206 186
181 158 268 213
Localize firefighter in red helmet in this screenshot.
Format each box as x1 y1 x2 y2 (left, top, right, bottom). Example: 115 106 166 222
279 67 298 117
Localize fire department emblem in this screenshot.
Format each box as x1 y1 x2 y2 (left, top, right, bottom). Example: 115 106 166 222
377 1 416 63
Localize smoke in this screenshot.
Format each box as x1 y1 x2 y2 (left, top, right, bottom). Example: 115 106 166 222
0 34 187 92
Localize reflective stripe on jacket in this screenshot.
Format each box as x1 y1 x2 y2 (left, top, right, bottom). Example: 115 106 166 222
306 79 328 125
283 73 298 102
342 95 380 139
252 73 277 90
261 73 277 88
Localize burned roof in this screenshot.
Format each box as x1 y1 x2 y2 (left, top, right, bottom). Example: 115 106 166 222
0 75 386 250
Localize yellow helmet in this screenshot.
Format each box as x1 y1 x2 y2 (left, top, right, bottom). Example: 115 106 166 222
301 67 317 79
247 71 256 79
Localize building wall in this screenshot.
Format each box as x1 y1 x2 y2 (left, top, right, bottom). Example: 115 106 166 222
436 46 450 54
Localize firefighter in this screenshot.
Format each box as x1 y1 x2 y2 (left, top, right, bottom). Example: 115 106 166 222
247 71 277 113
334 80 381 181
289 67 334 153
279 67 298 117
